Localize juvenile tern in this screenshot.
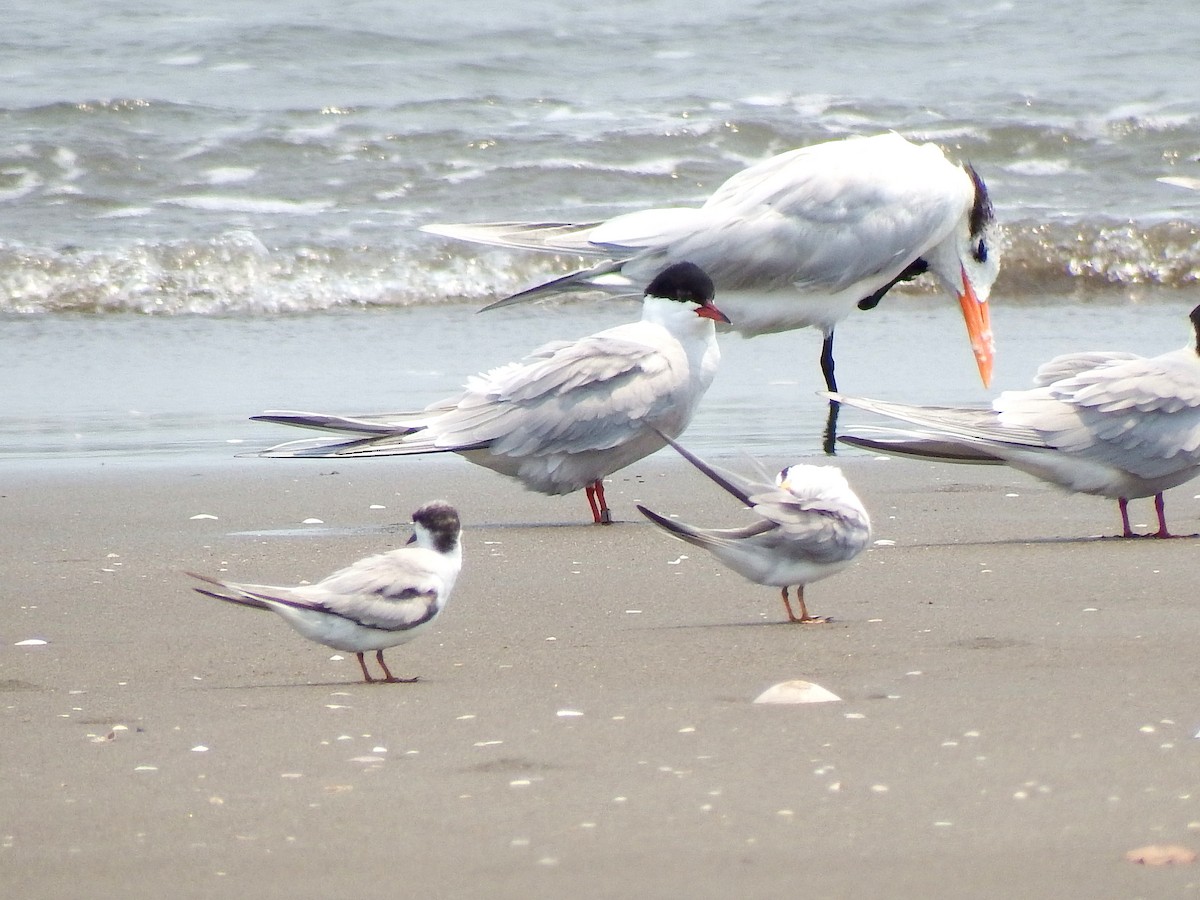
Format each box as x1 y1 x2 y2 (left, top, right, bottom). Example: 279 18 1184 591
187 500 462 683
423 132 999 393
252 262 728 524
637 433 871 623
831 303 1200 538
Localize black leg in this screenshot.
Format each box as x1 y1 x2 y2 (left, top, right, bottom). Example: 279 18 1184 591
822 399 841 456
820 330 837 393
858 258 929 311
819 331 840 456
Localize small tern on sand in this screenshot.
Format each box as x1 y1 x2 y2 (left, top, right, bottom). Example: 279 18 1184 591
423 132 999 394
188 500 462 683
637 432 871 623
252 262 728 524
831 304 1200 538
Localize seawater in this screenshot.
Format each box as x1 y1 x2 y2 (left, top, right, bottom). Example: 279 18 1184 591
1 0 1199 462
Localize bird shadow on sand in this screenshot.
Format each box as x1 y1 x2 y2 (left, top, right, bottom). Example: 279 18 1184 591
230 524 413 539
203 678 429 690
637 618 845 632
901 532 1200 549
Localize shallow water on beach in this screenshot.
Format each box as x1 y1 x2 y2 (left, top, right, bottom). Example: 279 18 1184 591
2 292 1193 466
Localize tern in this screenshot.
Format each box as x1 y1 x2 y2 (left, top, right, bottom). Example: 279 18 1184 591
830 303 1200 538
187 500 463 684
251 262 728 524
637 432 871 623
423 132 999 394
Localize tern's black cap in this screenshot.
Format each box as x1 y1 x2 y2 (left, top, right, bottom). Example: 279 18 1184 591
645 261 715 304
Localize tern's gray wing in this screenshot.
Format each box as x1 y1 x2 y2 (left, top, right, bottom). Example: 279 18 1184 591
251 410 429 435
479 259 634 310
825 392 1034 445
637 504 778 548
201 550 446 633
187 571 272 610
652 134 971 293
1032 351 1142 387
421 221 609 255
257 330 691 460
429 332 687 455
1017 352 1200 480
837 426 1006 464
433 134 971 299
638 501 861 566
831 348 1200 483
745 483 872 563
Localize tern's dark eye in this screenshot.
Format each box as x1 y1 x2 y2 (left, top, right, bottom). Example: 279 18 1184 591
973 240 988 263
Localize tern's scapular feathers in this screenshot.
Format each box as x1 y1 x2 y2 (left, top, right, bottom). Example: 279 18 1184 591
637 432 871 623
424 132 1000 391
832 303 1200 537
252 262 728 524
188 500 462 683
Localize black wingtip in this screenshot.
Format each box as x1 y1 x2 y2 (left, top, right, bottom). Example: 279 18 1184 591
636 503 681 532
646 427 756 508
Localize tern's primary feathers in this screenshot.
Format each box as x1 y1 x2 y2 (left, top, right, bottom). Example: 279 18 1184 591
187 500 462 683
831 303 1200 538
423 132 999 392
251 262 728 524
637 433 871 623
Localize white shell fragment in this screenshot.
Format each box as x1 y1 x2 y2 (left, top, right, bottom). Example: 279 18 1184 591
15 639 48 646
753 680 842 705
190 514 219 520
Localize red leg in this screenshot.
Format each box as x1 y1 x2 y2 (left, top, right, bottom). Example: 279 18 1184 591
1118 497 1134 538
356 652 376 683
1152 493 1172 538
586 480 612 524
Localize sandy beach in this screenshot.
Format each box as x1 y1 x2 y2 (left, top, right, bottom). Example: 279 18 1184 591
3 451 1199 898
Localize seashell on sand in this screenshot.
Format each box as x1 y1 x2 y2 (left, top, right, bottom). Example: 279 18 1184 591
753 680 841 705
1124 844 1196 866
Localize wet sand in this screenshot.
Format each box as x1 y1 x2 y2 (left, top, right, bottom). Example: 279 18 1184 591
2 452 1199 898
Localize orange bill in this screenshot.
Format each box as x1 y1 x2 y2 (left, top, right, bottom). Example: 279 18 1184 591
958 266 994 388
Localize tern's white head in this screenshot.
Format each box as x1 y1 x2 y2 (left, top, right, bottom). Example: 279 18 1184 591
776 464 870 527
408 500 462 555
924 162 1001 388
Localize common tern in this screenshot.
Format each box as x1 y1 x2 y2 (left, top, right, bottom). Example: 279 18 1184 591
187 500 462 683
637 433 871 623
423 132 999 394
831 303 1200 538
251 262 728 524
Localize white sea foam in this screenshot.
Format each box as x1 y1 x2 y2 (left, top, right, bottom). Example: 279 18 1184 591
158 196 334 215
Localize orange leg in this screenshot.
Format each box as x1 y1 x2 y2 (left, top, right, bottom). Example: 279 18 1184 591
375 650 418 684
781 586 831 624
